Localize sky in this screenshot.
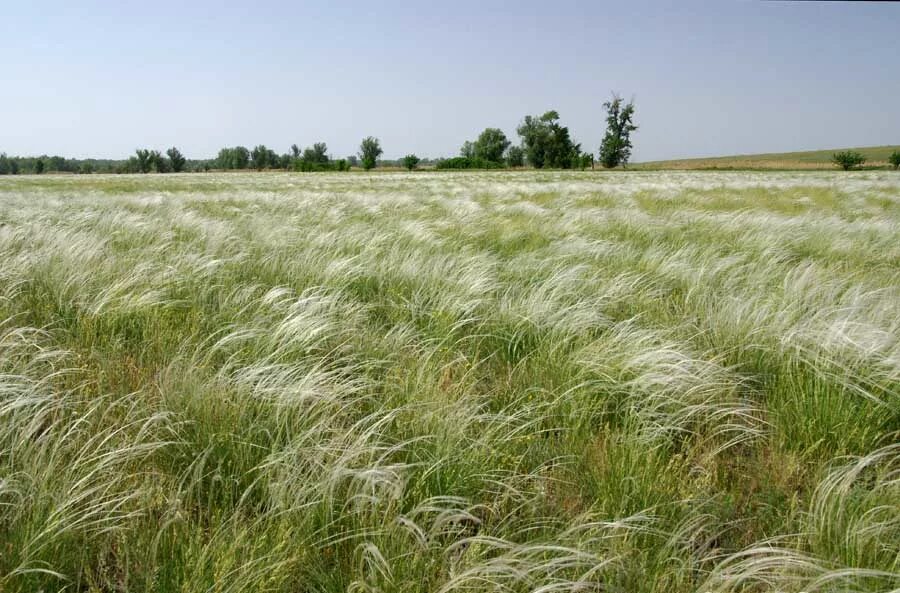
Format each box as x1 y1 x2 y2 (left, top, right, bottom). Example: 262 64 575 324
1 0 898 162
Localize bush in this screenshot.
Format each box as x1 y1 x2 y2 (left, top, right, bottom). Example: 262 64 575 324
402 154 420 171
832 151 866 171
889 151 900 170
293 159 349 173
435 157 505 170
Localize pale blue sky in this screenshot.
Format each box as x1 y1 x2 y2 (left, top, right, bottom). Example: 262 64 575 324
2 0 898 161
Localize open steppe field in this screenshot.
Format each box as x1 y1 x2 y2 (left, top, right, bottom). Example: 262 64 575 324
636 145 900 170
0 170 898 592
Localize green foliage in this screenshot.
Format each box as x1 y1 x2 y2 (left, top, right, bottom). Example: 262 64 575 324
250 144 271 170
506 145 524 168
34 159 44 174
359 136 382 170
402 154 420 171
302 142 329 166
460 140 475 159
149 150 169 173
135 149 152 173
217 146 250 170
599 93 638 168
576 151 594 170
167 147 187 173
516 110 579 168
832 150 866 171
889 151 900 169
435 156 504 169
0 153 10 175
473 128 511 164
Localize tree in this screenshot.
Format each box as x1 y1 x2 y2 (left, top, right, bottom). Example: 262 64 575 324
148 150 169 173
599 94 638 168
347 155 359 168
516 110 579 169
832 151 866 171
167 147 186 172
302 142 329 165
290 144 301 160
473 128 511 164
135 149 152 173
359 136 382 170
506 146 524 168
251 145 270 170
34 159 44 174
0 153 9 175
889 151 900 170
460 140 475 159
402 154 420 171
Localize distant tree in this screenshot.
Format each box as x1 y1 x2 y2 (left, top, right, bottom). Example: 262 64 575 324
302 142 329 165
135 149 152 173
9 158 18 175
517 110 579 169
0 153 9 175
251 145 270 170
889 151 900 170
79 162 95 174
832 151 866 171
599 94 638 168
402 154 420 171
290 144 301 160
576 152 594 170
34 159 45 174
167 147 186 172
460 140 475 159
473 128 511 164
231 146 250 169
148 150 169 173
347 155 359 168
506 146 524 168
359 136 382 170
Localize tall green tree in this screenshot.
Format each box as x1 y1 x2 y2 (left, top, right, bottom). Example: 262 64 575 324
473 128 511 164
148 150 169 173
516 111 579 169
251 145 271 170
34 159 44 174
599 94 638 168
0 153 9 175
506 146 524 168
135 149 152 173
359 137 383 171
167 147 186 172
303 142 329 165
460 141 475 159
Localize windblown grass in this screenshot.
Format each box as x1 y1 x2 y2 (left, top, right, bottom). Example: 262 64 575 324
0 170 898 592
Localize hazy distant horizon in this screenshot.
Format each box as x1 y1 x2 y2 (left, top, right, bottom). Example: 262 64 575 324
2 0 898 162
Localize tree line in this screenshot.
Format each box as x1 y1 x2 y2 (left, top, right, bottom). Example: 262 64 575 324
0 95 638 175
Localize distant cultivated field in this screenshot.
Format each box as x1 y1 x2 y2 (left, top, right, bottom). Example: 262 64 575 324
0 171 898 592
637 144 900 170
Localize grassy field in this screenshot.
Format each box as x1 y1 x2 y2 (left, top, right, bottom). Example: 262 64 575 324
0 170 898 592
636 145 900 170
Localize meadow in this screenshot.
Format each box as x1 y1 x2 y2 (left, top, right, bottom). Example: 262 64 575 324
635 145 900 170
0 170 898 592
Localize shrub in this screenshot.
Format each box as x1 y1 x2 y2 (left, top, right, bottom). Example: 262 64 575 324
832 151 866 171
435 157 504 170
889 151 900 170
402 154 420 171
